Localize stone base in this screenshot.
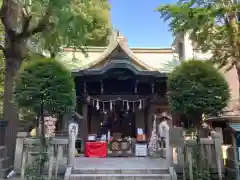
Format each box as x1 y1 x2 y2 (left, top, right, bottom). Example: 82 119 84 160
69 173 172 180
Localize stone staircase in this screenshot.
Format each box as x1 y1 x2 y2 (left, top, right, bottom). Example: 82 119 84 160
65 167 177 180
0 146 13 178
64 157 177 180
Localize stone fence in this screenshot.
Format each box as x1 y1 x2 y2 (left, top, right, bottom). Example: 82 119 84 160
14 132 76 180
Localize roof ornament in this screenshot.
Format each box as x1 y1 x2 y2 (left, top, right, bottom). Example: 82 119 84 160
116 29 120 37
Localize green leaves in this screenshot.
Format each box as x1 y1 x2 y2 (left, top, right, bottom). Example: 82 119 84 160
30 0 110 55
168 60 230 117
3 0 110 56
14 57 76 115
157 0 240 71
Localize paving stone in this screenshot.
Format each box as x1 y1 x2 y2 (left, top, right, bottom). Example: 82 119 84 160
146 169 169 174
95 169 122 174
0 158 12 169
120 169 147 174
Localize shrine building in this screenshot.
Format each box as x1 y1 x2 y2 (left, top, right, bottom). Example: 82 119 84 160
57 31 177 150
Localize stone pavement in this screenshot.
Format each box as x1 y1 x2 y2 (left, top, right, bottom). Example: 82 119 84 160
74 157 168 170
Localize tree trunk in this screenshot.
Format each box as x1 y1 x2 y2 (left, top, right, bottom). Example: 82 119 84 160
3 58 22 159
3 36 26 160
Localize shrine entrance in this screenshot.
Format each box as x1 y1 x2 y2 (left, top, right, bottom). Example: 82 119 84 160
71 33 169 156
107 102 136 138
74 64 168 154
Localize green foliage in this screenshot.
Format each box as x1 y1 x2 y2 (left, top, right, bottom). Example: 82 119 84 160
157 0 240 70
185 134 211 180
0 52 4 120
14 58 76 115
1 0 110 57
25 151 49 180
27 0 111 55
168 60 229 117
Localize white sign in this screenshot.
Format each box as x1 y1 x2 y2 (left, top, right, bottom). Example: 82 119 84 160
69 123 78 137
135 143 147 157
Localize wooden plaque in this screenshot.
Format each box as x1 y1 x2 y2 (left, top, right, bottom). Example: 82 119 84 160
169 127 184 147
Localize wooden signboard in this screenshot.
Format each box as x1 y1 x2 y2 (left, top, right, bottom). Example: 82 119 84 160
169 127 184 147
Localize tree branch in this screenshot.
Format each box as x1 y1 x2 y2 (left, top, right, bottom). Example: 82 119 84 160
0 0 17 37
21 8 32 35
18 8 51 39
0 44 6 56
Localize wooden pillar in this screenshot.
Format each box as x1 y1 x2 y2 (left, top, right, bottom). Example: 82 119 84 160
80 103 88 151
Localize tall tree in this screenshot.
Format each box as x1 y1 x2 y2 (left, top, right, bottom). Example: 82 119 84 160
157 0 240 99
1 0 110 158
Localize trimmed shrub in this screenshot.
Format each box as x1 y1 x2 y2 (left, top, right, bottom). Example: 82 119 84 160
168 60 229 119
14 58 76 115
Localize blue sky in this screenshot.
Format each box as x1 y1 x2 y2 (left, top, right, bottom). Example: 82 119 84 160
110 0 176 48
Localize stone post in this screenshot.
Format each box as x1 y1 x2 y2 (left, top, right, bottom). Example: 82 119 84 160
165 126 172 167
231 133 240 180
14 132 27 172
212 132 223 180
68 123 78 167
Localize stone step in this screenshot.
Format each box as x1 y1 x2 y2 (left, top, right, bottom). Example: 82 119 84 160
72 168 169 174
0 146 6 159
0 158 12 169
0 165 13 178
70 173 172 180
